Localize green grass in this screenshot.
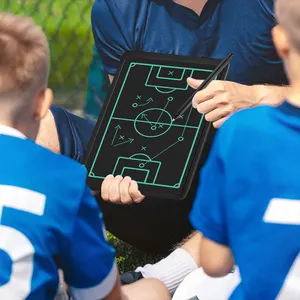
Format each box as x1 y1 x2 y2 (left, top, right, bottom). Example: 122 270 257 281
107 233 162 274
1 0 94 107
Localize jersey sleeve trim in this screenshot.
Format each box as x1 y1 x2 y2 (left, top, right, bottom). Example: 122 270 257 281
190 213 228 246
68 261 118 300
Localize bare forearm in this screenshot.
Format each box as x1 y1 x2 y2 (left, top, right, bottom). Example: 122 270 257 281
254 84 290 107
201 237 234 278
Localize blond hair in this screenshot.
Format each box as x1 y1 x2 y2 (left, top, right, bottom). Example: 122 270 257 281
275 0 300 52
0 12 50 101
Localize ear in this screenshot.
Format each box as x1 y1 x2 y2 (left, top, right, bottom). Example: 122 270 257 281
32 88 53 121
272 25 290 59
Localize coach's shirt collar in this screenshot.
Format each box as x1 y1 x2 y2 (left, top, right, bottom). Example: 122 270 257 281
0 124 26 139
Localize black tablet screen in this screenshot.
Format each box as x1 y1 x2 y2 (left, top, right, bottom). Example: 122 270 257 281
85 52 229 199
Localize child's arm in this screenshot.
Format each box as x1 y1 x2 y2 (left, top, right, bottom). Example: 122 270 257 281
200 236 234 277
57 186 121 300
189 121 236 277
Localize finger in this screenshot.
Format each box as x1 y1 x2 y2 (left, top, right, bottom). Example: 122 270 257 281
187 77 203 89
129 180 145 203
212 116 229 128
108 175 123 203
205 105 233 123
119 176 133 205
196 97 222 115
101 174 114 201
192 81 226 108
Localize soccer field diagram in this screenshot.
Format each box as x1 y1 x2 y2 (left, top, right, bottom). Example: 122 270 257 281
88 62 215 191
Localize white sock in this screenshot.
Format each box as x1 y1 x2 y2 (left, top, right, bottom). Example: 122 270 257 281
135 248 198 294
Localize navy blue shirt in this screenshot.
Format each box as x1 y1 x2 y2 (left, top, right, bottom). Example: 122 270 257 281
190 102 300 298
50 106 95 163
92 0 287 85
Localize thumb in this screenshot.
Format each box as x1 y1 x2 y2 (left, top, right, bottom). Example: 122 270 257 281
187 77 204 89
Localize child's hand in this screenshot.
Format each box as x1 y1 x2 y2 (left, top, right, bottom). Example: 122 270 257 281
101 175 145 205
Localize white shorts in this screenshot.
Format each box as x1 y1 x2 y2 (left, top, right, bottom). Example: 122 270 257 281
172 267 241 300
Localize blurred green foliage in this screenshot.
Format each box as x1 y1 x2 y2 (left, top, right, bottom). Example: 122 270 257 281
1 0 94 108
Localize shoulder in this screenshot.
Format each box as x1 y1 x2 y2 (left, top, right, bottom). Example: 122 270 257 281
222 105 274 135
33 140 87 183
91 0 166 74
92 0 150 28
216 106 275 155
2 136 89 207
30 142 90 217
238 0 274 12
230 0 275 21
92 0 149 17
227 105 272 124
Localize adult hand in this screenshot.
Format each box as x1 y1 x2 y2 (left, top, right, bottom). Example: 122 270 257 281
187 78 258 128
101 175 145 205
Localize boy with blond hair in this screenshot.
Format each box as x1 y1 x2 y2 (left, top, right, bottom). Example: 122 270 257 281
0 12 169 300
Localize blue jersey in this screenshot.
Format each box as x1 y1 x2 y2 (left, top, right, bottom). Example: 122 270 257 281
0 126 116 300
91 0 287 86
190 101 300 299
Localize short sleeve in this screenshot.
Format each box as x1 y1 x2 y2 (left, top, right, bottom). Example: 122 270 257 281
189 129 228 246
91 0 133 75
57 186 117 300
50 106 95 163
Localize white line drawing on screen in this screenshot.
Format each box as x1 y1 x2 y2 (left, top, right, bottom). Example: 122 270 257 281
145 66 194 94
112 154 161 184
89 62 210 189
111 106 193 187
111 125 134 147
132 97 154 108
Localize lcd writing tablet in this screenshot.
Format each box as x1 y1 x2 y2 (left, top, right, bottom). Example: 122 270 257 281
84 52 229 200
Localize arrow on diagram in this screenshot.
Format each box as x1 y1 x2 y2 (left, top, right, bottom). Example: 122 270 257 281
138 97 153 107
141 114 155 126
114 138 134 147
111 125 122 145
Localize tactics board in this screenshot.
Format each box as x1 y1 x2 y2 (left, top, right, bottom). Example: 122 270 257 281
84 52 229 200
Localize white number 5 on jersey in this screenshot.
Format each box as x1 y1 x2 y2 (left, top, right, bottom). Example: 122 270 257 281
264 198 300 300
0 185 46 300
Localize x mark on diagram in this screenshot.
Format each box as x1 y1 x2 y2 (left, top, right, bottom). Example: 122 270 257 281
132 96 154 108
111 125 134 147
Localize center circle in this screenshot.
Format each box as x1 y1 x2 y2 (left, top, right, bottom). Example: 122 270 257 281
134 108 173 138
